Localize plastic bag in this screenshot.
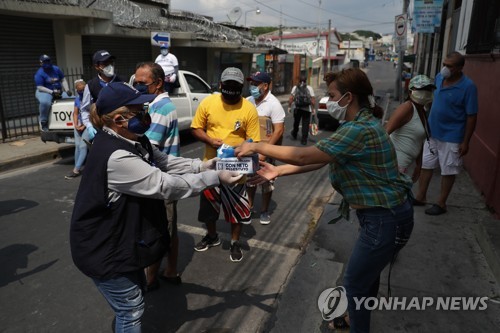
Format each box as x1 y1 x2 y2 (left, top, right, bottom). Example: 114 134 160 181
309 114 319 136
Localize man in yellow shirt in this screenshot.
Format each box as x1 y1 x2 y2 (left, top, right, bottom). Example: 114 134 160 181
191 67 260 262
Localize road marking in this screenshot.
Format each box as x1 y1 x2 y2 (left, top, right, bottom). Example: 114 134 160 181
178 224 301 255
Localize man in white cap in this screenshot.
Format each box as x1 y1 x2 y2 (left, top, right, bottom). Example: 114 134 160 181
154 44 179 94
191 67 260 262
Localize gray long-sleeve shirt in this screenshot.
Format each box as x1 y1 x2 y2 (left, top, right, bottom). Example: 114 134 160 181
103 127 219 204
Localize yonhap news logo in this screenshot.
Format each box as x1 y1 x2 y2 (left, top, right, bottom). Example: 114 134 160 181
318 286 490 317
317 286 348 320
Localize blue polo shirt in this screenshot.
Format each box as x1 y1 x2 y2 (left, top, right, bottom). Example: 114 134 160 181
428 73 478 143
34 65 65 91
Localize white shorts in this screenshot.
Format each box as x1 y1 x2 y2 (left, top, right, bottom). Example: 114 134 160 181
422 137 463 176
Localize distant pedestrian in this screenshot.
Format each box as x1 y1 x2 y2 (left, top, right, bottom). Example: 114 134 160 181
191 67 260 262
70 82 241 333
237 68 414 332
65 79 88 179
414 52 478 215
80 50 123 141
386 75 435 182
288 75 317 145
134 62 182 289
246 71 285 225
34 54 72 131
154 44 179 94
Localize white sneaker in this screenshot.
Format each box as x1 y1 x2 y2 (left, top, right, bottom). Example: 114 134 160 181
260 212 271 225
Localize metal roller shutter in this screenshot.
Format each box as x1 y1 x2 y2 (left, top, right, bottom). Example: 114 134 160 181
0 14 56 118
82 36 152 84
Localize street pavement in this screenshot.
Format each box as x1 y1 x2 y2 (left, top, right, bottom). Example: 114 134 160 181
1 67 500 332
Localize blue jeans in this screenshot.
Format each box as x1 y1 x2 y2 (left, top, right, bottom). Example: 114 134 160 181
35 90 69 124
344 199 414 333
73 128 89 171
93 271 146 333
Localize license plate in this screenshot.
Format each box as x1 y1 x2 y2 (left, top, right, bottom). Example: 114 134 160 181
65 137 75 144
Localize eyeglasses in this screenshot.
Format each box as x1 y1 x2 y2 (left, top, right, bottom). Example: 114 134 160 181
133 81 155 87
116 111 152 126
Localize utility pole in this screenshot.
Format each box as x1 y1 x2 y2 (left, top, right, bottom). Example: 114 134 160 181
395 0 409 102
327 19 331 72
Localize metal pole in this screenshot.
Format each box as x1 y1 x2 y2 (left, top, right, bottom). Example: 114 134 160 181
327 19 331 72
395 0 409 102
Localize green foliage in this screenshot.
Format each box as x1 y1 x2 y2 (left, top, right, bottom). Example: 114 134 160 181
339 33 361 41
251 26 279 36
352 30 382 40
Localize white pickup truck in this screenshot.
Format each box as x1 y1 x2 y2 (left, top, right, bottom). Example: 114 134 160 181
41 70 214 143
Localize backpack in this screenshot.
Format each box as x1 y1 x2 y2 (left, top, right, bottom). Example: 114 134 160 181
294 84 311 108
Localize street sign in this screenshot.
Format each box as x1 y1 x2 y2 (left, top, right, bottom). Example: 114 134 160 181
151 32 170 47
394 14 407 52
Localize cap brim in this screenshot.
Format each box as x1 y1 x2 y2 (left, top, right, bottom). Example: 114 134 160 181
126 93 156 106
94 55 116 64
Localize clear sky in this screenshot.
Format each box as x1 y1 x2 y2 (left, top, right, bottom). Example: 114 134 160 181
170 0 405 35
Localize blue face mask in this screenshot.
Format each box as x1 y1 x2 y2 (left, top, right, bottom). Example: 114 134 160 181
128 112 151 134
250 85 262 99
134 83 149 94
78 92 84 100
42 62 52 70
118 111 151 135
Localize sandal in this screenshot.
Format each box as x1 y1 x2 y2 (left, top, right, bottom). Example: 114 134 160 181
412 198 426 206
425 204 447 215
327 315 350 330
160 274 182 285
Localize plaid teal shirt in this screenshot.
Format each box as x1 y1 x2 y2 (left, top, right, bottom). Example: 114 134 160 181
316 109 412 218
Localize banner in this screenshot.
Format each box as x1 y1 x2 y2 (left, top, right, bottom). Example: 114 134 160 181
412 0 444 33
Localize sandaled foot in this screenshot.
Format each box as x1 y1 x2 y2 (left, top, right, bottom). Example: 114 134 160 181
160 274 182 285
425 204 447 215
412 198 426 206
328 315 350 330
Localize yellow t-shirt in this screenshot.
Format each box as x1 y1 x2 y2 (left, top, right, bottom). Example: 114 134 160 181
191 94 261 160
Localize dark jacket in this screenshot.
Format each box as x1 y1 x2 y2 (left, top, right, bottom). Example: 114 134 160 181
88 75 123 102
70 131 169 279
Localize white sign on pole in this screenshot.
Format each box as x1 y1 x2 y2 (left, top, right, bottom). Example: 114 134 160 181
151 32 170 47
394 14 407 52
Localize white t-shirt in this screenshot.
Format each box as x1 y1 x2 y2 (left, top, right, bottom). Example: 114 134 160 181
248 92 286 124
154 53 178 76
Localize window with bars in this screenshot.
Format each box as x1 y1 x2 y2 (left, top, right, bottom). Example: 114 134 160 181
466 0 500 54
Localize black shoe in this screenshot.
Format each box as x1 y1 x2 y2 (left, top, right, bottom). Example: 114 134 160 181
230 242 243 262
65 171 80 179
194 234 221 252
291 131 297 140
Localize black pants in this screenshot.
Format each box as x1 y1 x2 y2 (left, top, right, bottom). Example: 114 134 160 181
292 107 311 141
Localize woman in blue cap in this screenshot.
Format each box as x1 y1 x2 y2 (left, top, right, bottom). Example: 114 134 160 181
70 82 241 333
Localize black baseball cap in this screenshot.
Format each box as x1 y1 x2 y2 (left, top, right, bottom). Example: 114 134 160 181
93 50 115 64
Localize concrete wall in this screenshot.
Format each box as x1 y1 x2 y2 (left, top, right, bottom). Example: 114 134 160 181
463 54 500 217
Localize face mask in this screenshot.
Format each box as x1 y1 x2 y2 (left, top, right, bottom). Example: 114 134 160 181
41 62 52 70
440 66 451 79
249 85 262 100
410 90 433 106
101 64 115 78
77 91 84 100
119 112 151 135
221 83 242 104
134 83 149 94
161 49 169 56
326 93 349 121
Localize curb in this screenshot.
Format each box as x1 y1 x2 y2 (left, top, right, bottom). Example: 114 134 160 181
0 145 74 174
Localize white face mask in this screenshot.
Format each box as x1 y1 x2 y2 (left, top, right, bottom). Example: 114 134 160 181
101 64 115 78
410 90 433 106
327 93 349 121
161 49 169 56
440 66 451 79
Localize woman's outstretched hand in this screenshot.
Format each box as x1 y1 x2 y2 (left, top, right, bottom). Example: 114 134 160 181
246 161 279 186
235 142 256 158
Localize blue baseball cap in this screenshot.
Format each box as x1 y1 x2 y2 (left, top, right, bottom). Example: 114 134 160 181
93 50 115 64
96 82 156 115
39 54 51 62
247 71 271 83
